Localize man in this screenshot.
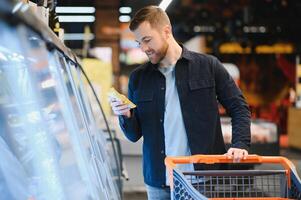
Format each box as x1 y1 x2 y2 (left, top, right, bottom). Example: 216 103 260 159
110 6 250 200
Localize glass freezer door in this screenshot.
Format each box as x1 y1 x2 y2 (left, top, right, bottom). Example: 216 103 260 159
0 19 121 200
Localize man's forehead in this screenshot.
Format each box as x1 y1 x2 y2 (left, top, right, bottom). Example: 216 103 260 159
134 23 152 34
133 23 155 41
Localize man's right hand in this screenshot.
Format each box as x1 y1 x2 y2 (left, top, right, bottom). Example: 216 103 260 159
109 97 131 118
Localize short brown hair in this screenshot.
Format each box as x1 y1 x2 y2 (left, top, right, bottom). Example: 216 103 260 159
129 5 171 31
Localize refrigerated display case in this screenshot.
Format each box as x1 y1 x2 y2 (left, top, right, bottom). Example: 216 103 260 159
0 1 122 199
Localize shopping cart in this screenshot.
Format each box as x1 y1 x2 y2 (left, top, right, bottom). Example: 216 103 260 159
165 155 301 200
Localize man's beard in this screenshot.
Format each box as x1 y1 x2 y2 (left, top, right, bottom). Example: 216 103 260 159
148 41 169 64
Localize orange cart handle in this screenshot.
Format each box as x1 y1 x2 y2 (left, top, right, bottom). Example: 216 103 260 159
165 154 295 172
165 154 296 189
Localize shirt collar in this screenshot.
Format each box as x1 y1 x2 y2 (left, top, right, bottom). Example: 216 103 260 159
179 45 193 61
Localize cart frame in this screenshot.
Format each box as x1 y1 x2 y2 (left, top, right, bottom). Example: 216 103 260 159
165 155 301 200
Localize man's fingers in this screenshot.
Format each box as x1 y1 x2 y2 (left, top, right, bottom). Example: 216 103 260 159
113 106 130 114
234 150 244 163
113 107 130 114
226 148 249 163
110 100 125 107
109 96 123 103
113 106 130 115
108 96 118 102
112 104 129 111
233 150 239 162
226 148 234 159
243 150 248 159
109 97 131 116
114 110 130 115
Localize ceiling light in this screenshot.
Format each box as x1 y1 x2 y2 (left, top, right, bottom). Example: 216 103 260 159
119 7 132 14
63 33 95 41
119 15 131 23
159 0 173 11
194 25 215 33
56 7 95 14
58 16 95 23
259 26 266 33
193 26 201 32
243 26 267 33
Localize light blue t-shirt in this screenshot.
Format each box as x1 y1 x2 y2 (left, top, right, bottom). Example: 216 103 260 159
158 65 194 185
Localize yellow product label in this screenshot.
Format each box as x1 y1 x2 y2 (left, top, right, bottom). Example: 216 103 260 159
108 88 136 109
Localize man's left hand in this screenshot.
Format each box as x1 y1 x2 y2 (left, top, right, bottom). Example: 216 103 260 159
225 148 248 163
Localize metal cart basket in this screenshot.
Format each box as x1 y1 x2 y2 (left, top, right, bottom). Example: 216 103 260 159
165 155 301 200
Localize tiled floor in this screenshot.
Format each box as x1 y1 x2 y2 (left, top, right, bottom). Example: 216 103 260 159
123 191 147 200
123 148 301 200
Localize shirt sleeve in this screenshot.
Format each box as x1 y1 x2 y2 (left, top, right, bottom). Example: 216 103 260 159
118 72 142 142
213 57 251 151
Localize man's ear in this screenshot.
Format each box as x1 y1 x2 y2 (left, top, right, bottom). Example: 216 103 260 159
163 25 172 38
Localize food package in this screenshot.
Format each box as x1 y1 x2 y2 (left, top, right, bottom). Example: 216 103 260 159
108 87 136 109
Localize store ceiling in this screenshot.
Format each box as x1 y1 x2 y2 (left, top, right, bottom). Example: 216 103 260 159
55 0 301 53
122 0 301 53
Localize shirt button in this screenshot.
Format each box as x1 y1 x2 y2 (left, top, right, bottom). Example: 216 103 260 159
160 119 163 123
161 150 164 154
161 87 165 90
